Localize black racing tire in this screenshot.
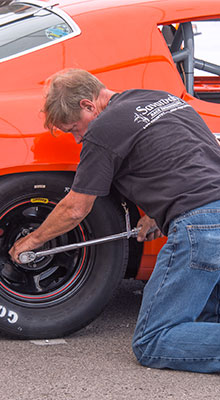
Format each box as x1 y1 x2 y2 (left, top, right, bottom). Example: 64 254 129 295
0 172 128 339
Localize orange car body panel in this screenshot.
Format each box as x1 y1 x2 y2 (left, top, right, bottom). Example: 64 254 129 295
1 0 220 279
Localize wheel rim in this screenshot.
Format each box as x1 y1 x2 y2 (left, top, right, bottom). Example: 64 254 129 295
0 197 95 304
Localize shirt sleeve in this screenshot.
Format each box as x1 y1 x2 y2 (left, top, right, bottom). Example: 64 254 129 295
72 140 122 196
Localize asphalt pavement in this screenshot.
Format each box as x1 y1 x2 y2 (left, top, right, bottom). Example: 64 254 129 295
0 279 220 400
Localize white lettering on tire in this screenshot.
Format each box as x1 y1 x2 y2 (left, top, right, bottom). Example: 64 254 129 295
7 310 18 324
0 305 18 324
0 306 6 318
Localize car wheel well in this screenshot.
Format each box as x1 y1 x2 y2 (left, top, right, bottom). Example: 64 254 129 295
110 187 143 278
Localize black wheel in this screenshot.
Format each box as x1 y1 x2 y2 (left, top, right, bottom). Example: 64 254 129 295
0 172 128 339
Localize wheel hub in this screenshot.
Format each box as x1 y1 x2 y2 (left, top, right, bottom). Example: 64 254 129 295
0 199 94 298
9 223 57 272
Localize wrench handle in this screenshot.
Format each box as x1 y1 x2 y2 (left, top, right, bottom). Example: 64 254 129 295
18 227 141 264
18 226 158 264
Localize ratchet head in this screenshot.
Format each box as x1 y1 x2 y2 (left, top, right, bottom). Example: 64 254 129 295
19 251 36 264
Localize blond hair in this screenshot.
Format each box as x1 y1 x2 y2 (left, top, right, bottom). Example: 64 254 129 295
43 69 105 133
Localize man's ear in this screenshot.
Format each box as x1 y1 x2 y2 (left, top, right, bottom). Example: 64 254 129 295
79 99 95 111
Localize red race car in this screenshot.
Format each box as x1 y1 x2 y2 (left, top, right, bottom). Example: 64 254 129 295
0 0 220 338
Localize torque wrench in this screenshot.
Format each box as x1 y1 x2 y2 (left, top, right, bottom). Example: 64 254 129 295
18 202 157 264
18 225 157 264
18 227 142 264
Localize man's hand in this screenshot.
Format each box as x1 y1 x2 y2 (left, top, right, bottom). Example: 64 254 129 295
9 232 43 264
137 214 163 242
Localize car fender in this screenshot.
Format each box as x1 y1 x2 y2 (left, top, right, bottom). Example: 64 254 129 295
0 94 81 175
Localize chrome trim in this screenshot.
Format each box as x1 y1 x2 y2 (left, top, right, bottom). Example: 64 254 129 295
0 4 38 27
0 0 81 63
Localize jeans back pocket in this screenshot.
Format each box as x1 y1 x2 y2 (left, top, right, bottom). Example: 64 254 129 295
187 224 220 271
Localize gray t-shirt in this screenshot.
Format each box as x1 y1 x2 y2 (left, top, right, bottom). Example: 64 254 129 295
72 89 220 235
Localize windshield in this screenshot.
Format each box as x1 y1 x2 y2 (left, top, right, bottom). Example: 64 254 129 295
0 1 80 61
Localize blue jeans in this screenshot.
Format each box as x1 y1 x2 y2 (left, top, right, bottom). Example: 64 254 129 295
132 200 220 373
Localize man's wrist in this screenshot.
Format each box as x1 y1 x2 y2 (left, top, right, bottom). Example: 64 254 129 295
28 230 45 249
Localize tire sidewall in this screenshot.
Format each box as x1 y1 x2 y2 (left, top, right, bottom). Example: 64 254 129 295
0 173 128 338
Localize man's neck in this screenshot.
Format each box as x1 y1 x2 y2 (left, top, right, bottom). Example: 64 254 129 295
95 88 117 114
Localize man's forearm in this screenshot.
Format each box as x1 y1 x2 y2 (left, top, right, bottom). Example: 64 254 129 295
30 196 85 247
9 190 96 263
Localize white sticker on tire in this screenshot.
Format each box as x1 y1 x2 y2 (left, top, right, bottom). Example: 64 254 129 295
0 305 18 324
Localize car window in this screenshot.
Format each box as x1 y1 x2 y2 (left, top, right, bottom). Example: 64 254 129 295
159 20 220 103
0 1 80 61
193 21 220 76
